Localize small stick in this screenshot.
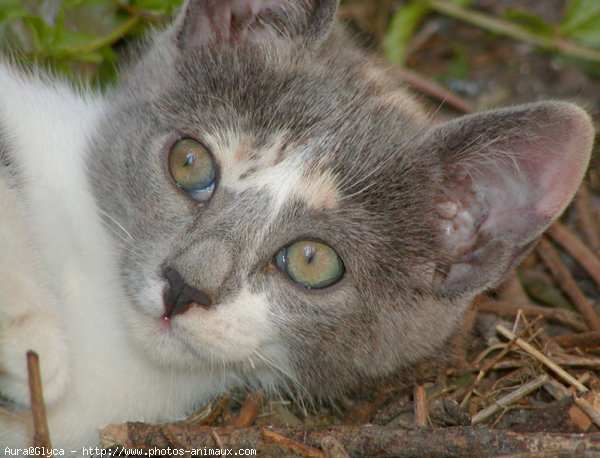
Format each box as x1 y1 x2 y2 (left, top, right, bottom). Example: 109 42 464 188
262 428 327 458
211 429 224 451
537 237 600 330
489 355 600 371
544 372 590 401
543 377 572 401
320 435 351 458
475 332 520 383
477 300 587 332
553 330 600 349
547 222 600 290
230 391 265 428
575 185 600 252
471 374 548 425
27 351 52 454
551 355 600 369
429 0 600 63
496 325 588 393
393 67 474 113
574 396 600 428
413 384 428 426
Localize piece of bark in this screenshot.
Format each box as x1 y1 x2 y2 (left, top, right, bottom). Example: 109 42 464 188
229 391 265 428
429 396 471 427
262 428 326 458
573 392 600 429
496 397 583 433
413 384 428 426
100 423 600 457
320 435 350 458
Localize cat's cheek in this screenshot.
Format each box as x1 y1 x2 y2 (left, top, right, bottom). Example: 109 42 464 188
170 287 280 363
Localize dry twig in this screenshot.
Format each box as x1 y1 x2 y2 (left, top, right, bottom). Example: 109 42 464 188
99 423 600 456
27 351 52 454
471 374 548 425
477 300 587 332
230 391 264 428
536 237 600 330
393 67 474 113
262 428 326 458
496 325 588 393
413 384 428 426
553 330 600 349
547 222 600 290
575 185 600 252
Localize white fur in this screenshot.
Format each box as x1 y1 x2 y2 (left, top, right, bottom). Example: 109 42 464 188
0 64 265 452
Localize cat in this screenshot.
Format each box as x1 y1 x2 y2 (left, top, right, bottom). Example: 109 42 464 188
0 0 593 452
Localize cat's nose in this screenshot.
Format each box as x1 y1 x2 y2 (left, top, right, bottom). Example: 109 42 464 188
162 266 212 318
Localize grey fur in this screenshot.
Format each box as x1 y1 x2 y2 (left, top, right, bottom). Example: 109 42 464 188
87 0 592 401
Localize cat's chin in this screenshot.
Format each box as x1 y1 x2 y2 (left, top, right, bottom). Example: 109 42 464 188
122 304 212 368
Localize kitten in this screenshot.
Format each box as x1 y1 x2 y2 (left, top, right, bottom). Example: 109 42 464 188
0 0 593 451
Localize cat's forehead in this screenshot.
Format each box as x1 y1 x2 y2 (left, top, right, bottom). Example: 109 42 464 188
154 45 430 207
201 128 338 214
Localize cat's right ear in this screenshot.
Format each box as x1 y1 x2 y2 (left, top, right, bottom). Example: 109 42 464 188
425 102 593 298
173 0 338 50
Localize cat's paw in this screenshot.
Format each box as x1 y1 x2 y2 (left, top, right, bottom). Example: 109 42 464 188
0 310 69 408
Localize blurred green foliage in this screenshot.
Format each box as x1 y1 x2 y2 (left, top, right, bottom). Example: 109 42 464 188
1 0 599 86
0 0 181 85
385 0 600 69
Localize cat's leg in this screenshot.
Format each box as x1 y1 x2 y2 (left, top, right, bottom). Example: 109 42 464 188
0 175 69 407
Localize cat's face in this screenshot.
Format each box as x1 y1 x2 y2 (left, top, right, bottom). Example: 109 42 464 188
89 0 593 397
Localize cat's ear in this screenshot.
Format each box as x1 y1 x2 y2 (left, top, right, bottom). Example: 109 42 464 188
173 0 338 50
428 102 593 297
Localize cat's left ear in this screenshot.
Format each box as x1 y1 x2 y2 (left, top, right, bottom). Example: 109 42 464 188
173 0 339 50
427 101 593 297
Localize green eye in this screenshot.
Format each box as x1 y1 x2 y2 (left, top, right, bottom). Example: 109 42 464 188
169 139 216 201
276 240 345 289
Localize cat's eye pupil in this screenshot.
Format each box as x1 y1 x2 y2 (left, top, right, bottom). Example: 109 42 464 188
276 241 344 289
304 245 316 263
168 138 216 202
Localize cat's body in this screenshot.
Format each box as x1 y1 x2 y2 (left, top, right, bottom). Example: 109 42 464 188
0 0 594 451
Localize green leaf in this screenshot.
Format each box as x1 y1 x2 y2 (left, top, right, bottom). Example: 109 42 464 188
561 0 600 36
22 16 56 52
447 45 470 80
0 0 28 25
450 0 473 6
132 0 182 14
384 1 430 66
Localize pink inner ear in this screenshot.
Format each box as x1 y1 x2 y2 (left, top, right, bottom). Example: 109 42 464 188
439 103 593 261
182 0 288 45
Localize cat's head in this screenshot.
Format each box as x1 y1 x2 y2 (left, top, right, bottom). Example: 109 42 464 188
89 0 593 398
